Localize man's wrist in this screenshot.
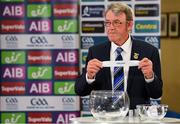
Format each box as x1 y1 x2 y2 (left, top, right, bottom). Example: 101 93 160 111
145 73 154 83
86 73 95 84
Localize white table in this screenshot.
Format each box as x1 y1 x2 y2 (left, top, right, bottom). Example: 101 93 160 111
70 116 180 124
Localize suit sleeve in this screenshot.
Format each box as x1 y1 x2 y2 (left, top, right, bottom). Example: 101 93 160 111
145 48 163 99
75 47 94 96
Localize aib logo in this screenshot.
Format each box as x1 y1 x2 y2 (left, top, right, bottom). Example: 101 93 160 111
2 66 25 80
56 113 77 124
28 82 52 95
30 36 48 44
54 50 78 64
2 4 24 17
28 20 51 33
31 98 48 106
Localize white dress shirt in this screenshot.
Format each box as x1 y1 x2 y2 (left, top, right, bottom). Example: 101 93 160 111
110 36 132 91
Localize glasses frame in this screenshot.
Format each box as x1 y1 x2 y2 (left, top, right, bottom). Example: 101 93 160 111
104 20 128 27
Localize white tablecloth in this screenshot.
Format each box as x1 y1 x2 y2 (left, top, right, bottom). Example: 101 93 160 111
70 116 180 124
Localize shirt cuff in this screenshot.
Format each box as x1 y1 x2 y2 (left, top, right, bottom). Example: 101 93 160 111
86 73 95 84
145 73 154 83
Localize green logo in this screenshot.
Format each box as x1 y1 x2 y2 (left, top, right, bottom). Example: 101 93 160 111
27 4 51 18
1 113 25 124
1 51 25 64
28 66 52 79
54 81 75 95
1 0 24 2
53 19 78 33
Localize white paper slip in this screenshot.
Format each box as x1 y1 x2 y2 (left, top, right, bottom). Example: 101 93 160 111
102 60 140 67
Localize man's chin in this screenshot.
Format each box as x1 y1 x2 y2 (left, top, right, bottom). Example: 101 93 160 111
108 37 117 42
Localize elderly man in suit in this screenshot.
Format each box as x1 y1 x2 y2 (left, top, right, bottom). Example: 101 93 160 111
75 2 162 109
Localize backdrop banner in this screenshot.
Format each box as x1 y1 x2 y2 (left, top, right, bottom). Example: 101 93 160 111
0 0 160 123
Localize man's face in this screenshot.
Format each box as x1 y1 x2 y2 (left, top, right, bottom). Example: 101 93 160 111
105 10 133 45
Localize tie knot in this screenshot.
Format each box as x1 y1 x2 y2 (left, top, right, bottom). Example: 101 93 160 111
115 47 123 60
116 47 123 55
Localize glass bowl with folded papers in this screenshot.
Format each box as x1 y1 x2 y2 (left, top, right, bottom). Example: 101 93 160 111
89 90 130 121
136 104 168 120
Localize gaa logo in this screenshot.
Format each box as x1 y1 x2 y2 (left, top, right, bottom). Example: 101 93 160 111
30 36 48 44
62 97 75 104
31 98 48 106
61 35 74 42
5 36 18 41
5 97 18 104
145 36 158 43
82 36 94 44
82 98 89 105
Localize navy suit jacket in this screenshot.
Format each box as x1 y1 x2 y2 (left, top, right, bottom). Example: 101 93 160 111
75 38 163 109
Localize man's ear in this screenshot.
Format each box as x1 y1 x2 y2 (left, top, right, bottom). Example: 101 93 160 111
127 21 133 33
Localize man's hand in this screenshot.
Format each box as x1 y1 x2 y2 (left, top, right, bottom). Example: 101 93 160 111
138 58 154 79
87 59 102 79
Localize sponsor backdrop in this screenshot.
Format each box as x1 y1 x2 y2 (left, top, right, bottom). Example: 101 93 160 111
0 0 160 123
0 0 80 123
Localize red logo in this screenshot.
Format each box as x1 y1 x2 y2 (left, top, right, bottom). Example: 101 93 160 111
1 20 25 33
1 82 25 95
54 66 79 80
54 4 78 17
28 51 52 64
28 112 52 124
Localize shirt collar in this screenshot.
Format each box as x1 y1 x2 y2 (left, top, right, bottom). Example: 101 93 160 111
111 35 131 54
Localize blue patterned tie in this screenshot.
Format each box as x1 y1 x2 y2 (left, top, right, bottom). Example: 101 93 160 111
113 47 124 92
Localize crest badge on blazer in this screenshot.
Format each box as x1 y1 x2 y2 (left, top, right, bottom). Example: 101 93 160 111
133 52 139 59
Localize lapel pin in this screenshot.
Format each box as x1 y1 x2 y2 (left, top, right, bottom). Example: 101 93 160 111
133 53 139 59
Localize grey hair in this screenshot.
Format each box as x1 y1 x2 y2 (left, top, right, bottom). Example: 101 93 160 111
104 3 134 21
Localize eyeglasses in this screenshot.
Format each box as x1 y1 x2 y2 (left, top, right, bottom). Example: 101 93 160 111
104 20 126 27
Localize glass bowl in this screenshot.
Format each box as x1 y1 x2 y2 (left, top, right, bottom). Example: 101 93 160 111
136 104 168 120
89 90 130 121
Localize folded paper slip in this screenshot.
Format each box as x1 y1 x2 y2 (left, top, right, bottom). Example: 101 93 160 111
102 60 140 67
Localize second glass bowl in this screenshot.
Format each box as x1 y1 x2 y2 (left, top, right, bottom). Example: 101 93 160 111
136 104 168 120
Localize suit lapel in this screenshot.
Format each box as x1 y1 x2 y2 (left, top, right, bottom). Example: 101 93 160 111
103 42 112 89
127 39 140 92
